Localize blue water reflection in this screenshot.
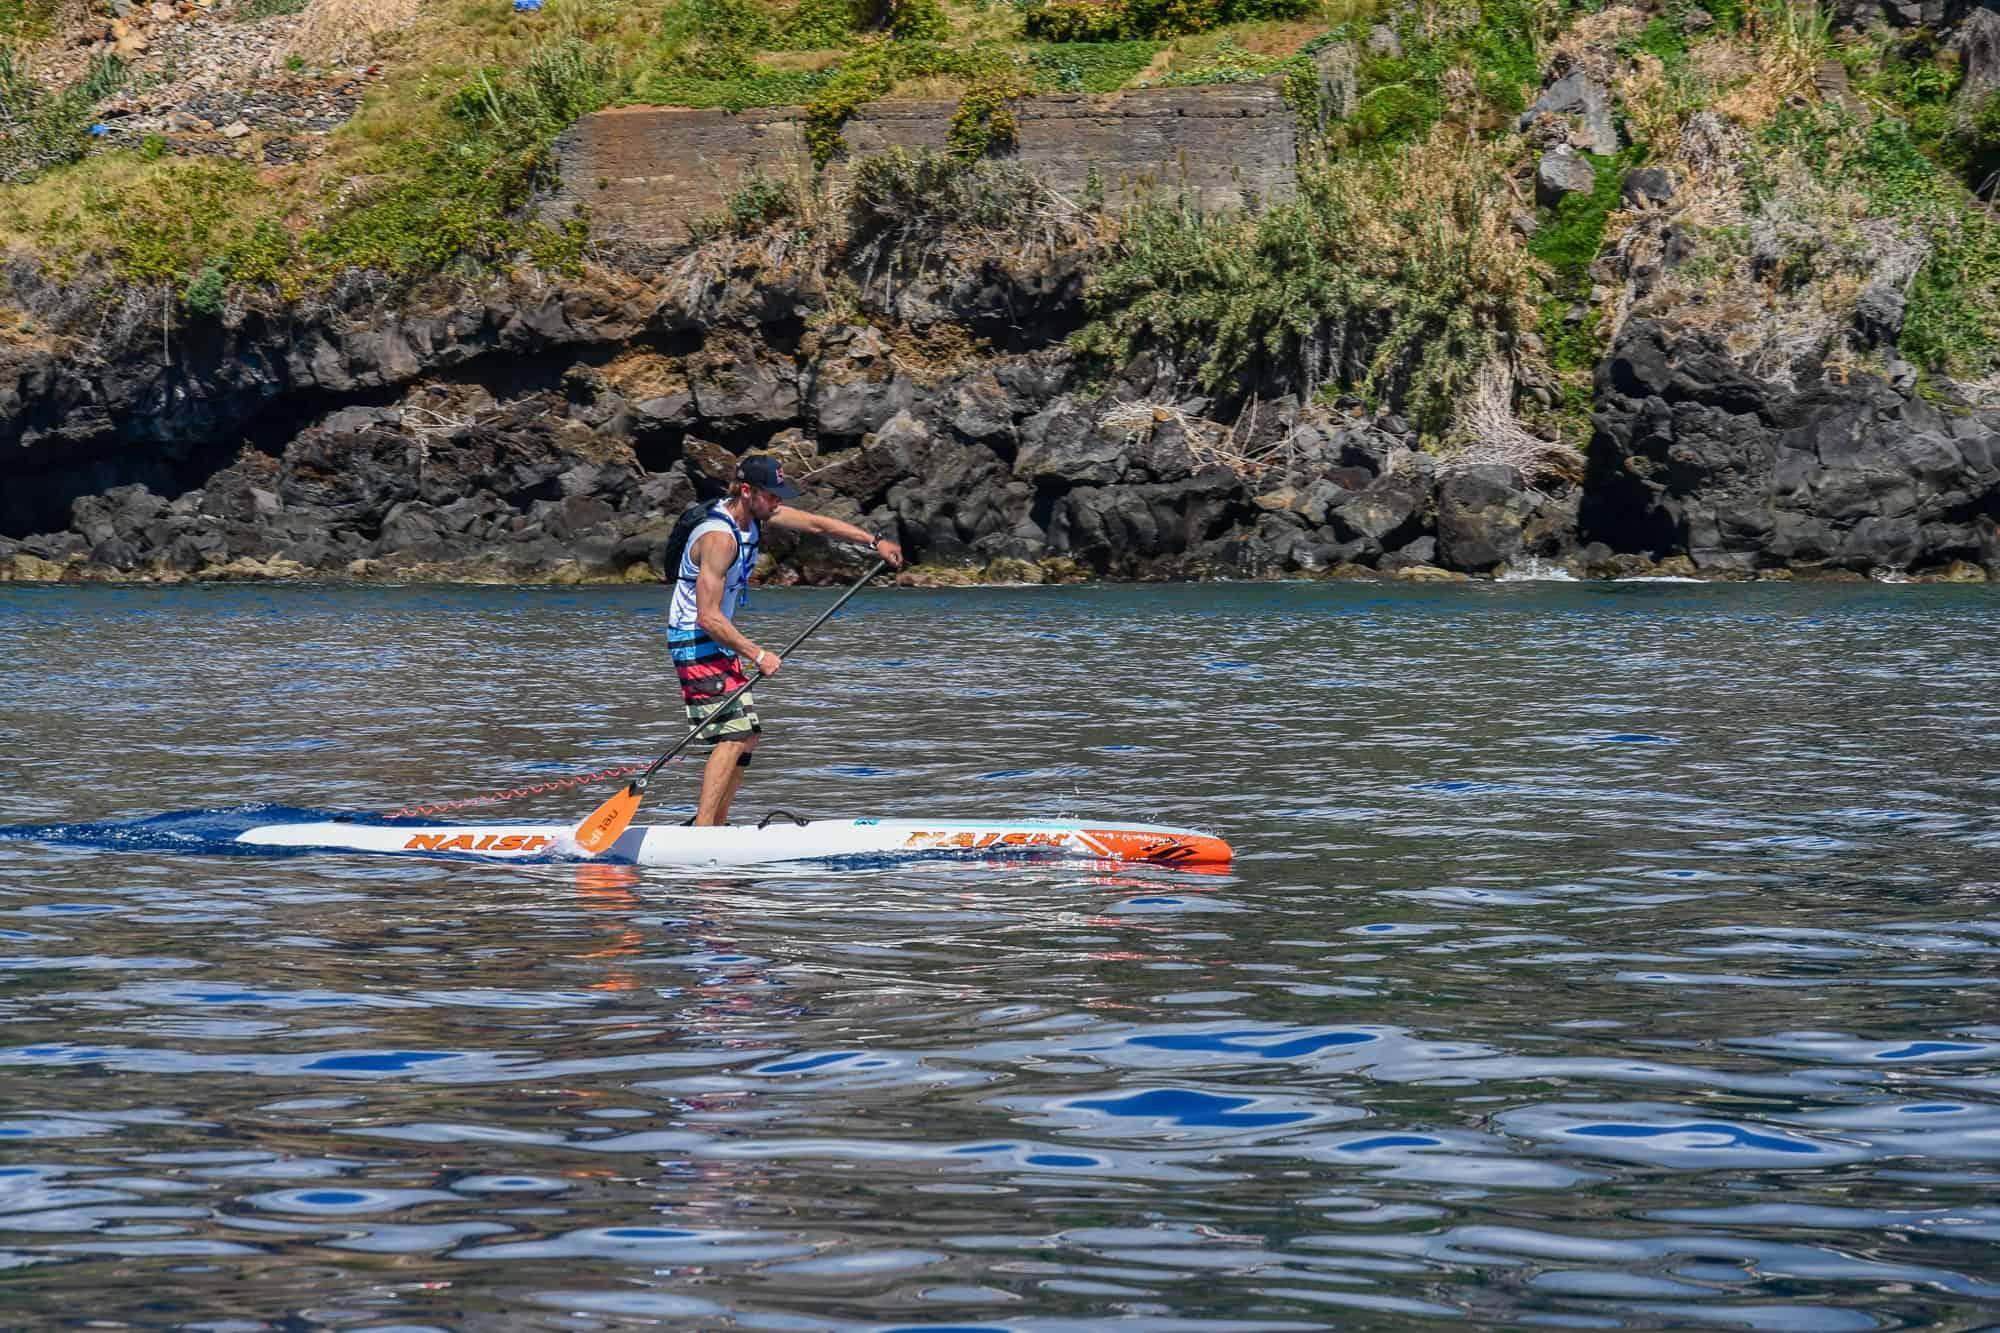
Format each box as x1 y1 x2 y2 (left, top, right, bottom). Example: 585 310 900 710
3 580 2000 1328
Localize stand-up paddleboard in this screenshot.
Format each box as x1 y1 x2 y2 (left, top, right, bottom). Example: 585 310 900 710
234 816 1232 869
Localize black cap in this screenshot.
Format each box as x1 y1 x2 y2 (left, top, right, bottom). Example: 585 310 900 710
735 454 801 500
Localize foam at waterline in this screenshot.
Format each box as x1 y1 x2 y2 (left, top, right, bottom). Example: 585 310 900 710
1497 557 1578 582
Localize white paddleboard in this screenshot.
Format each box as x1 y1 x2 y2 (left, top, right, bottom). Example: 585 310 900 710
234 816 1232 869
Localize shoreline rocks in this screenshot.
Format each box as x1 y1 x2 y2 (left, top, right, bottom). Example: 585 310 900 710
4 267 1999 589
1583 320 2000 579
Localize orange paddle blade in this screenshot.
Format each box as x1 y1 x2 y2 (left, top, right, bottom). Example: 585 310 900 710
572 783 643 856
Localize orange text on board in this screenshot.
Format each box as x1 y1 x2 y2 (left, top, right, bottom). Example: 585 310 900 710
403 833 555 853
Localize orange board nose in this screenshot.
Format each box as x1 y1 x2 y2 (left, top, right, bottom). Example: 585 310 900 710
1084 829 1233 867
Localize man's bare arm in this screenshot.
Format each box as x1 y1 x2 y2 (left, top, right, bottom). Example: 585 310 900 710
691 530 772 670
766 505 904 566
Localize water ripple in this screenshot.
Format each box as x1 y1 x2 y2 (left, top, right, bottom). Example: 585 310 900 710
4 581 2000 1327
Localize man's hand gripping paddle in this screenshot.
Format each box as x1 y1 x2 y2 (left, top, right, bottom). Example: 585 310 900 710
570 558 889 856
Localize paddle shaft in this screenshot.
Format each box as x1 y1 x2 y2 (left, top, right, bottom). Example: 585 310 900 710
629 557 888 793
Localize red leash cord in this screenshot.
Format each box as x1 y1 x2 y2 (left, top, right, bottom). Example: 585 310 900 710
384 758 677 819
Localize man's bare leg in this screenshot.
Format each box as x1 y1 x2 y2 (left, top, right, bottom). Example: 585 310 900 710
716 734 760 823
694 734 759 826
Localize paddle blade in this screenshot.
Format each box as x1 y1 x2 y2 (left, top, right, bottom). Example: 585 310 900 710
571 782 643 856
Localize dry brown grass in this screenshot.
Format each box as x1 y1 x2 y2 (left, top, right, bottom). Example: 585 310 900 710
1622 133 1932 385
882 319 990 381
1444 360 1583 486
936 0 1024 46
890 72 977 100
759 49 845 71
285 0 423 66
1546 3 1642 85
1714 0 1831 128
1097 399 1275 481
598 348 690 398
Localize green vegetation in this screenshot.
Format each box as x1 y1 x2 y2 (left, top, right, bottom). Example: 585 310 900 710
947 67 1033 157
307 38 616 274
1531 150 1635 285
687 168 800 240
20 37 615 296
1338 0 1577 150
1030 39 1162 91
1903 212 2000 377
847 146 1056 248
1618 15 1687 68
0 50 127 184
0 0 56 42
1 0 1993 426
1020 0 1308 42
1756 97 2000 377
33 161 297 299
1526 148 1636 429
1076 129 1542 439
801 41 1014 162
235 0 312 21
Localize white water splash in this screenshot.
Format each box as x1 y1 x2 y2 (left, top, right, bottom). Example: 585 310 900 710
1497 557 1579 582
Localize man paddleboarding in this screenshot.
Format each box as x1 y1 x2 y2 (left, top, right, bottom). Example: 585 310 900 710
668 455 903 826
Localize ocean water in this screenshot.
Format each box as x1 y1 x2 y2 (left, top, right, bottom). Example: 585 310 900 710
3 578 1999 1330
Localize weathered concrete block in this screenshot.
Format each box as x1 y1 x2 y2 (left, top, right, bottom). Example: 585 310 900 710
545 83 1299 252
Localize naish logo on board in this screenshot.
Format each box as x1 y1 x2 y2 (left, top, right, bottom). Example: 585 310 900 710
403 833 554 853
903 831 1070 850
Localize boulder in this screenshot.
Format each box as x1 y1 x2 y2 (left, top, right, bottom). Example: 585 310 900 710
1048 467 1244 571
1435 465 1537 572
1621 166 1675 209
1327 472 1430 556
1379 535 1437 573
1518 70 1618 156
1537 145 1598 208
1585 319 2000 574
1015 395 1127 485
942 370 1017 445
1434 466 1579 572
70 484 168 548
808 325 913 439
689 337 799 428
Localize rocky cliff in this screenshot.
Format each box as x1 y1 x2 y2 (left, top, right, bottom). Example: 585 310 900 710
4 0 2000 586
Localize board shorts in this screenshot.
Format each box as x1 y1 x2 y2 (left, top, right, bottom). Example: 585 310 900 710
669 627 762 745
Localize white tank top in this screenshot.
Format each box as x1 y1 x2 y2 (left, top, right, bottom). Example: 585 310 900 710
667 504 760 631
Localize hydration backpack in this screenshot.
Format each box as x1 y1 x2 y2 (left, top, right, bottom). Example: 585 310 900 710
661 500 739 584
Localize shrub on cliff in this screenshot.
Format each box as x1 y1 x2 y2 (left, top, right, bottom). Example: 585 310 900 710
847 146 1061 248
0 49 126 184
306 39 617 275
802 41 1027 164
1019 0 1307 42
1077 127 1544 439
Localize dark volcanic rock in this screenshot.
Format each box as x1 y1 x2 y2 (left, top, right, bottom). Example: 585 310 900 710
1584 319 2000 574
1328 472 1431 558
1536 145 1598 207
1015 396 1127 485
1519 70 1619 155
808 326 915 439
1433 465 1579 572
1049 466 1245 573
1622 166 1675 209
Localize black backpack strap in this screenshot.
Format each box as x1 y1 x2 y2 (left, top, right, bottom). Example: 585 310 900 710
676 505 741 584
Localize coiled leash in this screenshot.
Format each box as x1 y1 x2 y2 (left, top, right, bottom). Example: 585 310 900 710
385 761 661 820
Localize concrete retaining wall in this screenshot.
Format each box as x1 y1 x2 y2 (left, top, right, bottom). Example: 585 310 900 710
547 82 1298 249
